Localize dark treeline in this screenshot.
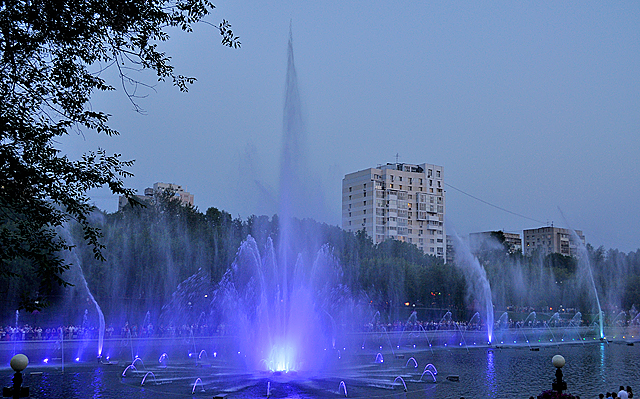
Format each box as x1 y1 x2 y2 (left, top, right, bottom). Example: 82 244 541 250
71 194 461 326
2 195 640 327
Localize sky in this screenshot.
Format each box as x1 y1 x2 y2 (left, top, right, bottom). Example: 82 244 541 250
60 1 640 253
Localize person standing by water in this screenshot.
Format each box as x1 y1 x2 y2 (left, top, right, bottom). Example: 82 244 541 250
618 386 629 399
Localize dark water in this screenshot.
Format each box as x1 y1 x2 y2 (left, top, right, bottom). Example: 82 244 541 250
3 341 639 399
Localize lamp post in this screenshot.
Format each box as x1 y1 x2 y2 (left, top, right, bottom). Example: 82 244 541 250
3 354 29 399
551 354 567 395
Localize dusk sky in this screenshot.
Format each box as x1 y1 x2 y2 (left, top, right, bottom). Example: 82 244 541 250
61 1 640 253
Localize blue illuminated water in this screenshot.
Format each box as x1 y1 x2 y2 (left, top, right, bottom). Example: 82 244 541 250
4 340 640 398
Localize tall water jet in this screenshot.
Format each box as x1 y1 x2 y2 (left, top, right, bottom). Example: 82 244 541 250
574 235 603 339
279 25 308 225
61 227 106 357
559 209 604 339
159 31 366 373
231 24 346 372
450 233 494 343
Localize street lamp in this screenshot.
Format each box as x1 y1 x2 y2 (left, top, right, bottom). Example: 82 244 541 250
551 354 567 395
3 354 29 399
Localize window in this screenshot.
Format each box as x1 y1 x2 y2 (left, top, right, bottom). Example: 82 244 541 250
436 170 441 178
349 187 352 192
428 169 432 177
419 178 423 185
363 209 366 214
363 201 366 206
364 183 366 189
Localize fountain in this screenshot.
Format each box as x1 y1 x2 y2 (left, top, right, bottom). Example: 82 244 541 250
3 26 640 399
61 227 106 359
393 375 408 391
338 380 348 397
191 378 205 394
140 371 157 386
450 233 494 344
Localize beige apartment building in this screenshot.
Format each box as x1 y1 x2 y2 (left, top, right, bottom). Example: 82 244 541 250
469 231 523 255
342 162 446 261
118 182 194 210
523 226 585 257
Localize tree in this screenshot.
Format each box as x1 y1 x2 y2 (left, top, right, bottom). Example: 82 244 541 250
0 0 240 310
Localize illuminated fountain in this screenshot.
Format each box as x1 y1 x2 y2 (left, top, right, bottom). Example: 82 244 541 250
450 233 494 344
212 235 355 372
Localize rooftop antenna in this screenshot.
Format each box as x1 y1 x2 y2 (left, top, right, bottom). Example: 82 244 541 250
395 153 400 164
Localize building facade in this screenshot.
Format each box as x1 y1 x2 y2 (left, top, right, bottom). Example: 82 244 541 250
118 182 194 210
342 162 446 261
523 226 585 257
469 231 523 255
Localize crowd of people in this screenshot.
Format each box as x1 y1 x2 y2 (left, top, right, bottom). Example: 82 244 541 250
0 323 221 341
1 313 638 342
599 386 633 399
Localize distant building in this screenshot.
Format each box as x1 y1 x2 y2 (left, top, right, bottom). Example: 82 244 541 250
342 162 446 261
152 182 194 206
469 231 522 255
523 226 585 257
118 182 194 210
445 235 455 264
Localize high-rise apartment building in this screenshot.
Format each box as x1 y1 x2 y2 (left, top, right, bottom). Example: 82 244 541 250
342 162 446 260
523 226 585 257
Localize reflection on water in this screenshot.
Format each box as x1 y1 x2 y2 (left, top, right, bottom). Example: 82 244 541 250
485 349 496 397
7 342 640 398
92 368 104 398
599 342 606 382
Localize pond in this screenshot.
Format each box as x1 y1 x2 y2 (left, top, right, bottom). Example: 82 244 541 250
3 338 638 398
